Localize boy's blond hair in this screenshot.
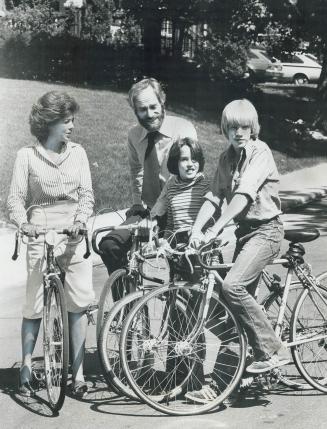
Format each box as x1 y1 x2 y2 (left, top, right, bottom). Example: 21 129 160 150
221 99 260 140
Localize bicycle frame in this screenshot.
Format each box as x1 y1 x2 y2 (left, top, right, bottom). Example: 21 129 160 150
199 249 327 350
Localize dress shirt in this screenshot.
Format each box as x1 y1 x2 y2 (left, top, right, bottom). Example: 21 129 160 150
205 139 281 223
7 141 94 226
127 115 197 208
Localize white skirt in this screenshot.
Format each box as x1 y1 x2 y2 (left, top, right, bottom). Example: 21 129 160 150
23 201 95 319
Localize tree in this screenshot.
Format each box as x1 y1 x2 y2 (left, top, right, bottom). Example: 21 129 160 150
260 0 327 125
121 1 219 73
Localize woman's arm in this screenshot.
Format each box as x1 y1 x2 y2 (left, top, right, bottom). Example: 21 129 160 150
7 150 29 227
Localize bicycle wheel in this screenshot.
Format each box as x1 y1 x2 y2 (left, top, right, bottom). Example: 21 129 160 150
290 271 327 393
98 290 145 400
43 276 69 412
120 282 246 416
96 269 137 340
261 282 312 390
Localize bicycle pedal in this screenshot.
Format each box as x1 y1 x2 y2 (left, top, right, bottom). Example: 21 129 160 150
255 373 271 390
32 369 46 390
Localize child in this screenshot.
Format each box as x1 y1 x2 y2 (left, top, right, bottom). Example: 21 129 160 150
151 136 210 245
188 99 289 403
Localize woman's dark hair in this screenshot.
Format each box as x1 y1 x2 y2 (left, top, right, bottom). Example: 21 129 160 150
29 91 79 143
167 137 205 176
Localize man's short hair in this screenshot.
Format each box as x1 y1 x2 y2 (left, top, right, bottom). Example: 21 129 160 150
221 99 260 140
167 137 205 176
128 78 166 110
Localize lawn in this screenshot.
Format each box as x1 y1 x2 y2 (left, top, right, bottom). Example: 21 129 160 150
0 78 326 222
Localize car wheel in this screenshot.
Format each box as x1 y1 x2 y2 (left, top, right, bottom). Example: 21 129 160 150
293 74 308 85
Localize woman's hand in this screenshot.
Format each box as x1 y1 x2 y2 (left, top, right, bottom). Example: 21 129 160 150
69 221 86 239
21 223 41 238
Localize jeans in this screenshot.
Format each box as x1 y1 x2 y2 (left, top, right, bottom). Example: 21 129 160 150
221 217 284 361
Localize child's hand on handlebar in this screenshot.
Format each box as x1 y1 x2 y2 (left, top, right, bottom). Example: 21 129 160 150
189 230 204 249
203 227 222 244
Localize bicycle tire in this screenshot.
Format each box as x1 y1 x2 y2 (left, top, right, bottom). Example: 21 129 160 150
120 282 246 416
98 290 145 400
43 276 69 412
261 281 312 390
96 269 137 340
290 271 327 393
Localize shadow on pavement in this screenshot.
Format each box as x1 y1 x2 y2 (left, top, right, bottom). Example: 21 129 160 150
0 366 57 417
283 197 327 235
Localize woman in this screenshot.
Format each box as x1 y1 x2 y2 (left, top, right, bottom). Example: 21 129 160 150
7 91 95 398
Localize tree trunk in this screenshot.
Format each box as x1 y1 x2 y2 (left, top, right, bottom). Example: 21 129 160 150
174 22 186 59
0 0 7 13
143 16 162 76
314 43 327 127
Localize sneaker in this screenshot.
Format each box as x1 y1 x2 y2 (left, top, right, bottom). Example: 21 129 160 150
246 347 290 374
71 381 88 399
18 381 35 397
184 385 217 404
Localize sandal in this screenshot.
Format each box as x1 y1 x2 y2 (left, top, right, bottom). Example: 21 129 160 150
18 381 35 397
71 381 88 399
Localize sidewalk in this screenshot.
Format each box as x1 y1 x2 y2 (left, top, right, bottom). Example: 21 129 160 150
1 162 327 288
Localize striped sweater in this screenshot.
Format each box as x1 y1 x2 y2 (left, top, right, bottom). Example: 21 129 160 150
7 141 94 226
151 173 209 238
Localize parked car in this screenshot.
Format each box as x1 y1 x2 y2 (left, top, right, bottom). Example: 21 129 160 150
266 53 322 85
246 48 283 82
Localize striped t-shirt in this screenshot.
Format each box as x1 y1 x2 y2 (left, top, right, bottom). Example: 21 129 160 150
151 173 209 238
7 141 94 226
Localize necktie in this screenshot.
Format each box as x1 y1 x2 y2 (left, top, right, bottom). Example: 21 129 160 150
145 131 158 160
142 132 161 208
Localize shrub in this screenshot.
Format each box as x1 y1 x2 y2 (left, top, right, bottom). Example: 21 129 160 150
195 34 248 83
0 2 145 85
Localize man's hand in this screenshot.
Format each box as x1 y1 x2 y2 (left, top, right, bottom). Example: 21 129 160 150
126 204 149 219
21 223 42 238
68 221 86 239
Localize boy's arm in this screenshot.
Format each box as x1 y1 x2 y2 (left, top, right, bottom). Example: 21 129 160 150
205 194 249 241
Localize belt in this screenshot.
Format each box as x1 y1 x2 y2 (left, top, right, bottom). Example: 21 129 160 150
238 215 280 228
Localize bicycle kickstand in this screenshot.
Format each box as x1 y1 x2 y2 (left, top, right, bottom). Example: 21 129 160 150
86 303 99 325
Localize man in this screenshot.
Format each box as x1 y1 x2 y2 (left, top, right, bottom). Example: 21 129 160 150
99 78 197 274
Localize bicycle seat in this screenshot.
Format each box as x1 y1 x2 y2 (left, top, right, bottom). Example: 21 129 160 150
284 228 320 243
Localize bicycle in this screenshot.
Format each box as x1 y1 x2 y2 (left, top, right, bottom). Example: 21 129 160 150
92 220 167 397
259 268 327 390
119 238 246 415
119 227 327 415
12 225 91 412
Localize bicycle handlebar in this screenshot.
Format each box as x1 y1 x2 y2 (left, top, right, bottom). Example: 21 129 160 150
159 238 230 272
12 227 91 261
